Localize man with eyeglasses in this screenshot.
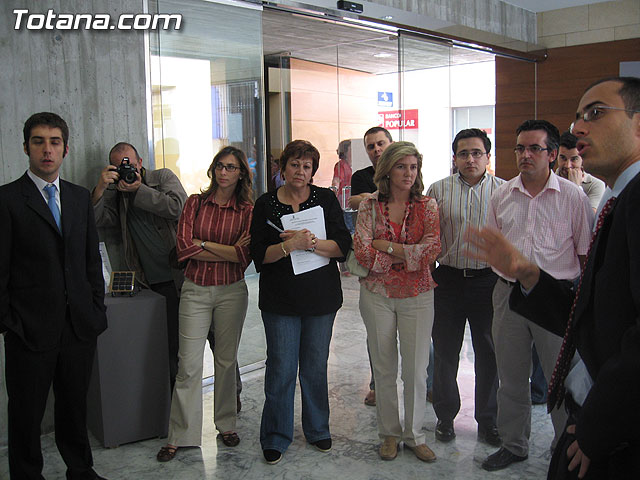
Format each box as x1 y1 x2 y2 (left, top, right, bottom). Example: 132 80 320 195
480 120 592 472
556 131 605 212
469 76 640 479
427 128 504 448
92 142 187 393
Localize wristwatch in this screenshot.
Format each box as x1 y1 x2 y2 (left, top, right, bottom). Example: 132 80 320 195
387 242 394 254
200 241 206 249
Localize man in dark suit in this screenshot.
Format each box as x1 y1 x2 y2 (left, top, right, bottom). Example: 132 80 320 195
467 76 640 479
0 112 109 479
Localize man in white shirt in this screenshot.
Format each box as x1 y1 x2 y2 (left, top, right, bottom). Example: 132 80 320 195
481 119 592 472
427 129 504 447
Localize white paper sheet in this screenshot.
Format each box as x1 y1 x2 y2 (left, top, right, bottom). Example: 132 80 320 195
280 205 330 275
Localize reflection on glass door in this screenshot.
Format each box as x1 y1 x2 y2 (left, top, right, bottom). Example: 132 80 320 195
266 33 400 205
148 0 266 379
149 0 265 197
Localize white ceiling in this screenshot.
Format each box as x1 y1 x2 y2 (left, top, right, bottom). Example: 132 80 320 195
501 0 612 13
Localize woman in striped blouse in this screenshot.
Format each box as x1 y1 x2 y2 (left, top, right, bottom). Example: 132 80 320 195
157 146 253 461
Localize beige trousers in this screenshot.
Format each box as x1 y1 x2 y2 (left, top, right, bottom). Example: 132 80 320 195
492 279 568 457
167 278 248 446
359 286 434 447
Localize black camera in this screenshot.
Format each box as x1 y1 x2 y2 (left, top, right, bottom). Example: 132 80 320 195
116 157 138 184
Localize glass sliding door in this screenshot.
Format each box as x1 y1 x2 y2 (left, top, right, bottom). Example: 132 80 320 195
148 0 266 378
397 33 453 189
397 33 497 188
149 0 266 197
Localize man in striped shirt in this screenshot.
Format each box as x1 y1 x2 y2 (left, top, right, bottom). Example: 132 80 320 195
481 120 592 472
427 129 504 448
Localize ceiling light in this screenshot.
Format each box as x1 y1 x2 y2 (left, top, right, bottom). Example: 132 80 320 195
373 52 393 58
381 15 393 20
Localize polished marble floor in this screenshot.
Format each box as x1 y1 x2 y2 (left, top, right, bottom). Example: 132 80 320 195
0 275 556 479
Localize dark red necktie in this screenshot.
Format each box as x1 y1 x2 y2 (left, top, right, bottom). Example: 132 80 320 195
547 196 617 412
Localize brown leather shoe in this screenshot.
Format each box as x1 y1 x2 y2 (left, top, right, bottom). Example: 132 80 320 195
156 445 178 462
379 437 398 460
407 443 436 463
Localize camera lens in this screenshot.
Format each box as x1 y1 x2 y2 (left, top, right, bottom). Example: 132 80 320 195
123 171 137 184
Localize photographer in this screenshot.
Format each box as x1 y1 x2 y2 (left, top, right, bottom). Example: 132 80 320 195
92 142 187 390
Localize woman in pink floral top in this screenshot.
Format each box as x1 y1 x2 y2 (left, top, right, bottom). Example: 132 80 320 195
354 141 441 462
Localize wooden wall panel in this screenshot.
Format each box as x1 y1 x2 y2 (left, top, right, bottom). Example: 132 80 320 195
495 38 640 180
289 58 376 187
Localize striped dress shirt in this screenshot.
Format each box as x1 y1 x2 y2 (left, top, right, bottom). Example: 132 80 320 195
427 171 505 269
177 193 253 286
487 171 592 281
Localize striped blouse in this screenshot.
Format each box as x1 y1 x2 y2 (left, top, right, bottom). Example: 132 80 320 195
176 193 253 286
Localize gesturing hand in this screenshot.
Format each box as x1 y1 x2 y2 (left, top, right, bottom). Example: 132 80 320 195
464 225 540 289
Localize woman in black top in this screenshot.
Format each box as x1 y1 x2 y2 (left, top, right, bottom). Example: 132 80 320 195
249 140 351 465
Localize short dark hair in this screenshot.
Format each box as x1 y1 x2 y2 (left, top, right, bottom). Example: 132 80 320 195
23 112 69 152
363 126 392 144
280 140 320 177
109 142 141 162
452 128 491 155
516 119 560 152
585 76 640 116
559 131 578 150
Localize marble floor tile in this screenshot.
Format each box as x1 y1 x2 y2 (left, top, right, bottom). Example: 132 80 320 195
0 275 556 479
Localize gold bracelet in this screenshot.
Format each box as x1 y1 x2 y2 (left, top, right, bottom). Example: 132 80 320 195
280 242 289 257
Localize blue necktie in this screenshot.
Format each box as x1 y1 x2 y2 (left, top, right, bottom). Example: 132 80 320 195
44 184 62 231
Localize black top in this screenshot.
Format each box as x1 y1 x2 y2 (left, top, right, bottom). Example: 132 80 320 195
250 185 352 316
350 166 376 195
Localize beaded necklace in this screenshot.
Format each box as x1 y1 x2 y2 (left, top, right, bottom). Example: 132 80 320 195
382 199 412 242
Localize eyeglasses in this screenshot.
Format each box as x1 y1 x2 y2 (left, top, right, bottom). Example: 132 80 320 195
214 162 240 172
456 150 486 159
570 105 640 133
514 145 550 155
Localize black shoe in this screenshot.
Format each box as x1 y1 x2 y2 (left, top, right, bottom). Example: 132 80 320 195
482 447 528 471
478 424 502 447
263 449 283 465
435 420 455 442
311 438 332 452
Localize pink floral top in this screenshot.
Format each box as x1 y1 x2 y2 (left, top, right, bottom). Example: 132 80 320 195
354 192 441 298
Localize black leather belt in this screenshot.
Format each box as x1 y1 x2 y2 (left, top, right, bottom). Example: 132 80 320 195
440 265 493 278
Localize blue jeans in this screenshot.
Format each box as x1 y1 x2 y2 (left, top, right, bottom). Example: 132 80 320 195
260 311 336 452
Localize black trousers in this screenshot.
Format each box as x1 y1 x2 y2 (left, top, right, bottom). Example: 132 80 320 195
5 321 98 480
548 395 640 480
150 280 180 392
431 265 498 427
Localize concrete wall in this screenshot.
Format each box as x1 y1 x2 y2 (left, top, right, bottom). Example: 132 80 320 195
537 0 640 47
0 0 148 448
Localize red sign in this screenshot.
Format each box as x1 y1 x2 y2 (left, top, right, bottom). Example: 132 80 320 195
378 109 419 130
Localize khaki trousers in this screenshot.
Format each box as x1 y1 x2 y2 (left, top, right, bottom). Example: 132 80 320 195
167 278 248 446
492 279 568 457
359 286 434 447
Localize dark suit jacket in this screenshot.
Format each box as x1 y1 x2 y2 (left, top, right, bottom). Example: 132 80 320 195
0 172 107 351
510 171 640 463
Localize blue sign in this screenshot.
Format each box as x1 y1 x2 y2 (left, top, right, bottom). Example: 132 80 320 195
378 91 393 107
